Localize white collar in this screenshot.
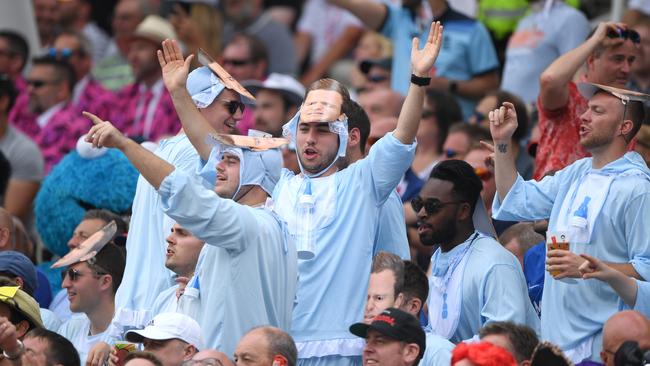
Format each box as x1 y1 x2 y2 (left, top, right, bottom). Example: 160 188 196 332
72 75 90 104
36 102 66 128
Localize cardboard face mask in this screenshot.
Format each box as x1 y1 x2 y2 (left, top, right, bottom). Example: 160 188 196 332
299 90 346 125
51 221 117 268
197 48 256 102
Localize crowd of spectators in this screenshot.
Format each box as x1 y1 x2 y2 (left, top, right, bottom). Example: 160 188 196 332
0 0 649 365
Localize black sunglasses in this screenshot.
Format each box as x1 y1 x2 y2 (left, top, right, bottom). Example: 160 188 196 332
222 58 252 67
26 79 58 88
367 75 389 83
65 267 108 281
217 99 245 115
607 27 641 44
411 196 464 215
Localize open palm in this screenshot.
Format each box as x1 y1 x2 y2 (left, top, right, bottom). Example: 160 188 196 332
157 39 194 93
411 21 443 77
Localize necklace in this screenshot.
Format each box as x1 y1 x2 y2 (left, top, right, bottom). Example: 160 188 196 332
434 233 479 319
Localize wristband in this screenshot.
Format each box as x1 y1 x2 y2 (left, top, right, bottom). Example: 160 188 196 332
411 74 431 86
449 81 458 93
2 340 24 360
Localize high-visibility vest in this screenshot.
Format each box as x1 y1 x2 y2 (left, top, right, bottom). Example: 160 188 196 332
478 0 530 40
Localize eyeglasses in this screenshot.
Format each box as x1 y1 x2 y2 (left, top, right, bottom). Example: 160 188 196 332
475 167 492 181
367 75 389 83
222 58 252 67
607 27 641 44
217 99 245 115
47 47 83 59
182 359 224 366
65 268 107 282
411 196 464 215
26 79 59 89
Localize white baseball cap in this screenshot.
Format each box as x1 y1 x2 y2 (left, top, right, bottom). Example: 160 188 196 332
243 73 305 106
125 313 204 350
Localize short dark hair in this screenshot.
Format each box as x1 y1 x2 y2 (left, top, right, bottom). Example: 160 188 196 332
0 151 9 197
402 260 428 315
25 328 81 366
31 56 76 93
90 242 126 294
479 321 539 364
347 100 371 155
54 29 92 57
448 123 492 147
425 89 463 153
624 100 646 142
0 30 29 71
371 252 405 299
227 33 268 65
429 159 483 215
124 351 164 366
486 90 529 143
256 327 297 366
0 74 17 111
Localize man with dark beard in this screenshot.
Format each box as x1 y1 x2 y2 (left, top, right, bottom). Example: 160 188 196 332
414 159 538 343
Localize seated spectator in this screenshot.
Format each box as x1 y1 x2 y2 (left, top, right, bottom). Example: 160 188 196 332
600 311 650 366
470 90 533 180
0 251 59 330
451 342 517 366
579 254 650 318
501 0 589 105
628 14 650 98
359 58 391 91
51 30 115 121
187 349 234 366
94 0 151 91
13 57 89 173
415 160 538 342
0 75 44 225
125 313 203 366
0 31 29 97
350 308 425 366
57 242 126 364
221 0 297 76
357 88 403 125
349 31 392 90
479 321 539 366
124 351 163 366
442 123 491 161
295 0 364 86
21 327 81 366
0 283 43 359
498 223 544 268
366 116 397 151
244 73 305 137
233 326 297 366
112 15 180 141
32 0 60 49
57 0 111 62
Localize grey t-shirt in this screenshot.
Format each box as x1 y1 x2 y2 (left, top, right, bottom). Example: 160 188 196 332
0 125 45 182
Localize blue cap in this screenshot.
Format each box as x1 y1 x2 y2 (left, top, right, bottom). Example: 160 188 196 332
0 251 37 294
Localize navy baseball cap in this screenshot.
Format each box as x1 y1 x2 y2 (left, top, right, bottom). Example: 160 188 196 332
0 251 37 294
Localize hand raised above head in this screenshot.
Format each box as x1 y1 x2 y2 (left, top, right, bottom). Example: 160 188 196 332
411 21 443 77
488 102 518 145
157 39 195 94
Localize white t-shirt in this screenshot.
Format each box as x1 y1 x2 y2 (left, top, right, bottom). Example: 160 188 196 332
57 314 117 364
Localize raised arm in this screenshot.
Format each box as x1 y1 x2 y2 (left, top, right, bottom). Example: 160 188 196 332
327 0 387 31
489 102 519 202
84 112 174 190
539 22 624 111
393 21 443 144
158 39 215 161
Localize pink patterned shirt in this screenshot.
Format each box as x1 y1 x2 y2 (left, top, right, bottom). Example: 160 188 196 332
112 80 181 141
73 77 116 120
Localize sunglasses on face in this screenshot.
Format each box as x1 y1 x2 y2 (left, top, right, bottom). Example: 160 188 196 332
475 166 492 181
367 74 389 83
217 99 245 115
411 196 464 215
222 58 252 67
607 27 641 44
26 79 58 88
445 149 460 159
65 268 107 281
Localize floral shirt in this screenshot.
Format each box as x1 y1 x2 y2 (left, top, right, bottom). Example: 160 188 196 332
112 81 181 142
74 77 116 120
533 81 589 180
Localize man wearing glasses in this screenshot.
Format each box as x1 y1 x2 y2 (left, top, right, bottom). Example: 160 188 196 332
534 21 641 180
414 159 538 343
57 242 126 365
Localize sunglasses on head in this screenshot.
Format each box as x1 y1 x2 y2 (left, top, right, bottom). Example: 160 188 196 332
411 196 464 215
367 75 389 83
222 58 252 67
607 27 641 44
47 47 82 59
217 99 245 115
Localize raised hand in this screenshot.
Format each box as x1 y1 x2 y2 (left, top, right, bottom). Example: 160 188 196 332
157 39 194 95
411 21 443 77
83 111 129 150
488 102 518 146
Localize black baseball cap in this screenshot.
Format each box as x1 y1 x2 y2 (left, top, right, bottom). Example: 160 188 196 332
350 308 426 359
359 58 392 75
